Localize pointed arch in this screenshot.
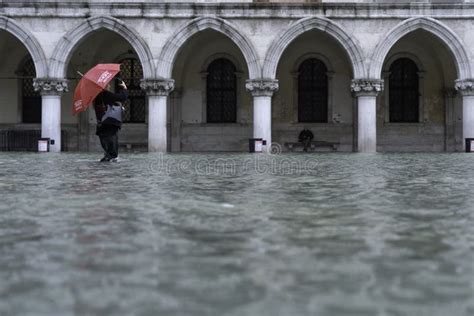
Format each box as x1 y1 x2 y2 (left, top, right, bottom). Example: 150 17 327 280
262 17 365 80
370 17 471 80
0 16 47 78
49 16 154 79
157 16 260 80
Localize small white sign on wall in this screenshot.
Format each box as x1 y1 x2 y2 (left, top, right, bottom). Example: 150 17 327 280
38 139 49 152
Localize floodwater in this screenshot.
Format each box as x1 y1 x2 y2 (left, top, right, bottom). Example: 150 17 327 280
0 152 473 316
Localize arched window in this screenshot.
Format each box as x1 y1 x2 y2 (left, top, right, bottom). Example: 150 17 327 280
298 58 328 123
116 58 145 123
20 58 41 123
389 58 419 123
206 58 237 123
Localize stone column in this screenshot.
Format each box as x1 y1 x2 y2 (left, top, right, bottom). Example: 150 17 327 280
33 78 68 153
455 79 474 151
245 79 279 151
140 79 175 152
170 89 182 152
444 88 457 152
351 79 384 153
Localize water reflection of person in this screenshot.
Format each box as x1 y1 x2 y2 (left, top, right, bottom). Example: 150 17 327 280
298 128 314 152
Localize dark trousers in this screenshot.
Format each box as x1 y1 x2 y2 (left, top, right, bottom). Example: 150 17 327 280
97 124 119 159
301 138 311 152
99 133 118 159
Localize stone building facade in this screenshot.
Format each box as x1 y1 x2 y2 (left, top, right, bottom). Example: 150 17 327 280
0 0 474 153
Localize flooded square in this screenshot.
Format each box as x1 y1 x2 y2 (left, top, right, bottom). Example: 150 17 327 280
1 152 473 315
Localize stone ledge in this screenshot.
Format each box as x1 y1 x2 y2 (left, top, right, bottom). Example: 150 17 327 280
2 1 474 19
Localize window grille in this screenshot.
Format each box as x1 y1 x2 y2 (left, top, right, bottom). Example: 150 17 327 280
116 58 146 123
389 58 419 123
21 58 41 123
298 58 328 123
206 58 237 123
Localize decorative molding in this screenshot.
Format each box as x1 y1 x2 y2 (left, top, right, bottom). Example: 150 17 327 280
245 79 279 97
455 79 474 96
5 2 474 20
33 78 68 95
140 79 175 96
351 79 384 97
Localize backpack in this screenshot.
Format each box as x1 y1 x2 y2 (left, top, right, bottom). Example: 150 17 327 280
101 103 123 124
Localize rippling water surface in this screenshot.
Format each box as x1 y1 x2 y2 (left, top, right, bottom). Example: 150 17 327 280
0 152 474 316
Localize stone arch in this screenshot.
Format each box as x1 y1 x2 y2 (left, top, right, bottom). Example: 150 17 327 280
262 17 365 79
370 17 471 80
157 16 260 80
49 16 154 79
0 16 48 78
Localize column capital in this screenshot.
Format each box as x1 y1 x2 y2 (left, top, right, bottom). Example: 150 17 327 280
455 79 474 96
33 78 68 96
351 79 384 97
245 79 279 97
140 78 175 96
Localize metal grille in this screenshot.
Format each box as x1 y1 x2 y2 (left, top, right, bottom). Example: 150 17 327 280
0 130 68 151
389 58 419 123
116 58 146 123
21 58 42 123
206 58 237 123
298 58 328 123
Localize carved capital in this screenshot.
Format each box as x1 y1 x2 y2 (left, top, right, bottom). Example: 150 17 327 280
245 79 279 97
33 78 68 95
140 79 175 96
455 79 474 96
351 79 384 97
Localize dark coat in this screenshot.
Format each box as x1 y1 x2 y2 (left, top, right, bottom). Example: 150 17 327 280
298 129 314 142
94 89 128 125
94 89 128 137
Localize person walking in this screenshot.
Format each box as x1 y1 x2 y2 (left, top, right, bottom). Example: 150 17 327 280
94 78 128 162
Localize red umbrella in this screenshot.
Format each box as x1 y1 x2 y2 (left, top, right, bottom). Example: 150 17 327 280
72 63 121 115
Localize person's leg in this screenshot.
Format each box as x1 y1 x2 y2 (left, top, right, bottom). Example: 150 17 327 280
97 125 108 158
110 132 118 159
100 134 114 161
98 135 111 161
303 139 310 152
99 136 107 152
104 134 116 159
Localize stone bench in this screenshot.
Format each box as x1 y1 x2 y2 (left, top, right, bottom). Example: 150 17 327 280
284 141 339 152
